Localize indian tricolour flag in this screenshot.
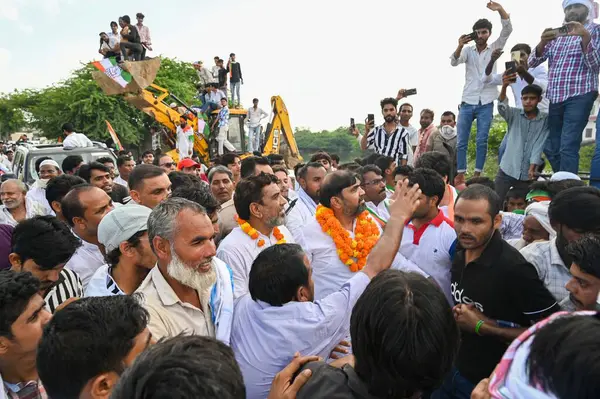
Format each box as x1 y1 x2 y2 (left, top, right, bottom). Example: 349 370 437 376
92 57 132 88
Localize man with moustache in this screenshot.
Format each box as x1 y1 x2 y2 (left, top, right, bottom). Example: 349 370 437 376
434 185 559 398
413 109 438 163
397 102 419 156
302 171 427 300
285 162 327 245
529 0 600 173
217 173 294 299
0 179 47 227
521 187 600 305
137 197 234 344
209 166 237 241
563 235 600 311
359 165 389 227
353 98 410 166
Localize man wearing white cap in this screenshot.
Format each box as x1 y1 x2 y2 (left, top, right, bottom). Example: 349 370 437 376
529 0 600 174
27 159 62 215
86 204 156 297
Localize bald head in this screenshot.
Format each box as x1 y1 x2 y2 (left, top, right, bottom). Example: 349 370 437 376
0 179 27 209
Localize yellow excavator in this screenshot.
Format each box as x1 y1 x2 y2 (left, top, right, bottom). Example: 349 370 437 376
92 58 302 166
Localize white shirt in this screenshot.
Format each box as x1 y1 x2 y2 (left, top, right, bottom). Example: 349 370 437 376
232 272 371 399
176 125 194 158
207 89 226 104
136 265 214 340
26 186 54 216
114 175 128 188
450 18 513 105
0 198 47 227
365 200 390 225
107 31 121 46
482 64 550 113
1 157 12 171
285 199 315 246
405 124 419 147
216 225 295 299
62 132 93 149
85 264 125 297
247 107 268 128
399 210 457 304
64 233 105 289
302 216 428 300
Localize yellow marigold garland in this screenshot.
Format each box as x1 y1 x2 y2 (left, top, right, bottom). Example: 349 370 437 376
315 205 380 272
235 215 286 247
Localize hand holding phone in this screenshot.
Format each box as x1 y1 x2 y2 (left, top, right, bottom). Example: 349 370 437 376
404 88 417 97
504 61 518 84
366 114 375 132
463 32 478 42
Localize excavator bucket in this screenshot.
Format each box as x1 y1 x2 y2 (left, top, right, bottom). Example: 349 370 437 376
92 58 161 95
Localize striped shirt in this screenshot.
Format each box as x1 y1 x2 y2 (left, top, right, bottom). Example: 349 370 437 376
365 125 409 165
529 22 600 103
45 269 83 314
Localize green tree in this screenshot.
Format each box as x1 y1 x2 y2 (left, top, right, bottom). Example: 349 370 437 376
5 57 198 145
0 95 25 137
295 126 364 162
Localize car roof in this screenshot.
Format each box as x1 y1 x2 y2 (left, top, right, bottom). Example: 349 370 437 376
17 143 114 155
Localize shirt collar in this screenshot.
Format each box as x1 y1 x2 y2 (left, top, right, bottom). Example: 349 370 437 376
549 238 566 268
150 266 181 306
519 108 543 120
456 230 504 268
407 209 446 228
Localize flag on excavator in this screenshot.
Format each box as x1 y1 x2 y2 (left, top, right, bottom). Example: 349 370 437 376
92 58 132 88
105 120 123 151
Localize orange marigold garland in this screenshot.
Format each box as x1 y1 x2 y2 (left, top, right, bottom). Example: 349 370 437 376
235 215 286 247
315 205 380 272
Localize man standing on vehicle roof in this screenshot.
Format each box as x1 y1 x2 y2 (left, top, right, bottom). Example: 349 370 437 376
227 53 243 107
212 98 236 156
62 123 93 149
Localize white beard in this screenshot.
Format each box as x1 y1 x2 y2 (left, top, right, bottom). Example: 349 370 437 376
167 247 217 295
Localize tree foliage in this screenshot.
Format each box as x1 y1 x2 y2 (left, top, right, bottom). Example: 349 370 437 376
295 125 365 162
1 57 198 145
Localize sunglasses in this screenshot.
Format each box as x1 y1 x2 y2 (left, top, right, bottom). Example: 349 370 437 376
160 162 175 168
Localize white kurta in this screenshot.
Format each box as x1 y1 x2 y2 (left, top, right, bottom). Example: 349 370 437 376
216 225 295 299
176 126 194 158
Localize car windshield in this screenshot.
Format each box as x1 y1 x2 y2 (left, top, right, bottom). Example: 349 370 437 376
28 151 115 182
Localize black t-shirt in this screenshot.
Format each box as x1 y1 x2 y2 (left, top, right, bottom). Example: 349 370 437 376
297 362 377 399
451 230 560 384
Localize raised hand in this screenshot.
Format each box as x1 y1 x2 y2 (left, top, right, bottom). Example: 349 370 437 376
486 1 503 12
388 179 421 221
490 49 504 63
267 353 320 399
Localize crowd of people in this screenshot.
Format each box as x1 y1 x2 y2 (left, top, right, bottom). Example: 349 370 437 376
0 130 599 399
1 0 600 398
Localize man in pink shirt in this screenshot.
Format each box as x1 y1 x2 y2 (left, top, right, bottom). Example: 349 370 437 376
136 12 152 60
414 109 438 162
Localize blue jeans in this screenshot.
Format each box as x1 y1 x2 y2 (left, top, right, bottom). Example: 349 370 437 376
591 109 600 189
456 102 494 173
248 125 261 153
429 368 474 399
200 101 218 114
546 91 597 173
231 81 241 105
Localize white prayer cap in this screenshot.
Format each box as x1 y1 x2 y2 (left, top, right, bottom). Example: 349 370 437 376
39 159 60 169
563 0 598 19
550 171 581 181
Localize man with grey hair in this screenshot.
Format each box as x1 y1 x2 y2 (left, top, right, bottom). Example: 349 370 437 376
209 165 236 241
136 197 234 344
0 179 47 226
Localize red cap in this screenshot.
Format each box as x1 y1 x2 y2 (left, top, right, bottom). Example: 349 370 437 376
177 158 200 170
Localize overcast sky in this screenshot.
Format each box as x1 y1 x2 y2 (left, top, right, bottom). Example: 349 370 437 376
0 0 567 131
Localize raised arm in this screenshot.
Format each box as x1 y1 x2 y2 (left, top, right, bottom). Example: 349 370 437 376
566 22 600 71
487 2 513 50
531 28 555 66
451 35 471 66
362 181 421 279
485 49 504 77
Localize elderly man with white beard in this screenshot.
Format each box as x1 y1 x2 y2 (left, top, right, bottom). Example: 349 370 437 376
136 197 235 345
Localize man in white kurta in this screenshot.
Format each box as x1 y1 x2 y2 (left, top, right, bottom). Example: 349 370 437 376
217 173 295 299
302 171 427 300
284 162 326 246
176 119 194 159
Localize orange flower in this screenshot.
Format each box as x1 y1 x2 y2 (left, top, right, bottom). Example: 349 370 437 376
236 216 287 247
315 205 379 272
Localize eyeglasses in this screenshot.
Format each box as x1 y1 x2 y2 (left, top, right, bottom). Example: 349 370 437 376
160 162 175 168
362 178 385 186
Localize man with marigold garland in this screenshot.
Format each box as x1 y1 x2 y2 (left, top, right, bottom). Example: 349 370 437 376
217 173 295 299
302 170 428 300
230 178 424 399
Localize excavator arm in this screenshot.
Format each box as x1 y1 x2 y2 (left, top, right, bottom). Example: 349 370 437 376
262 96 303 167
123 84 210 164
